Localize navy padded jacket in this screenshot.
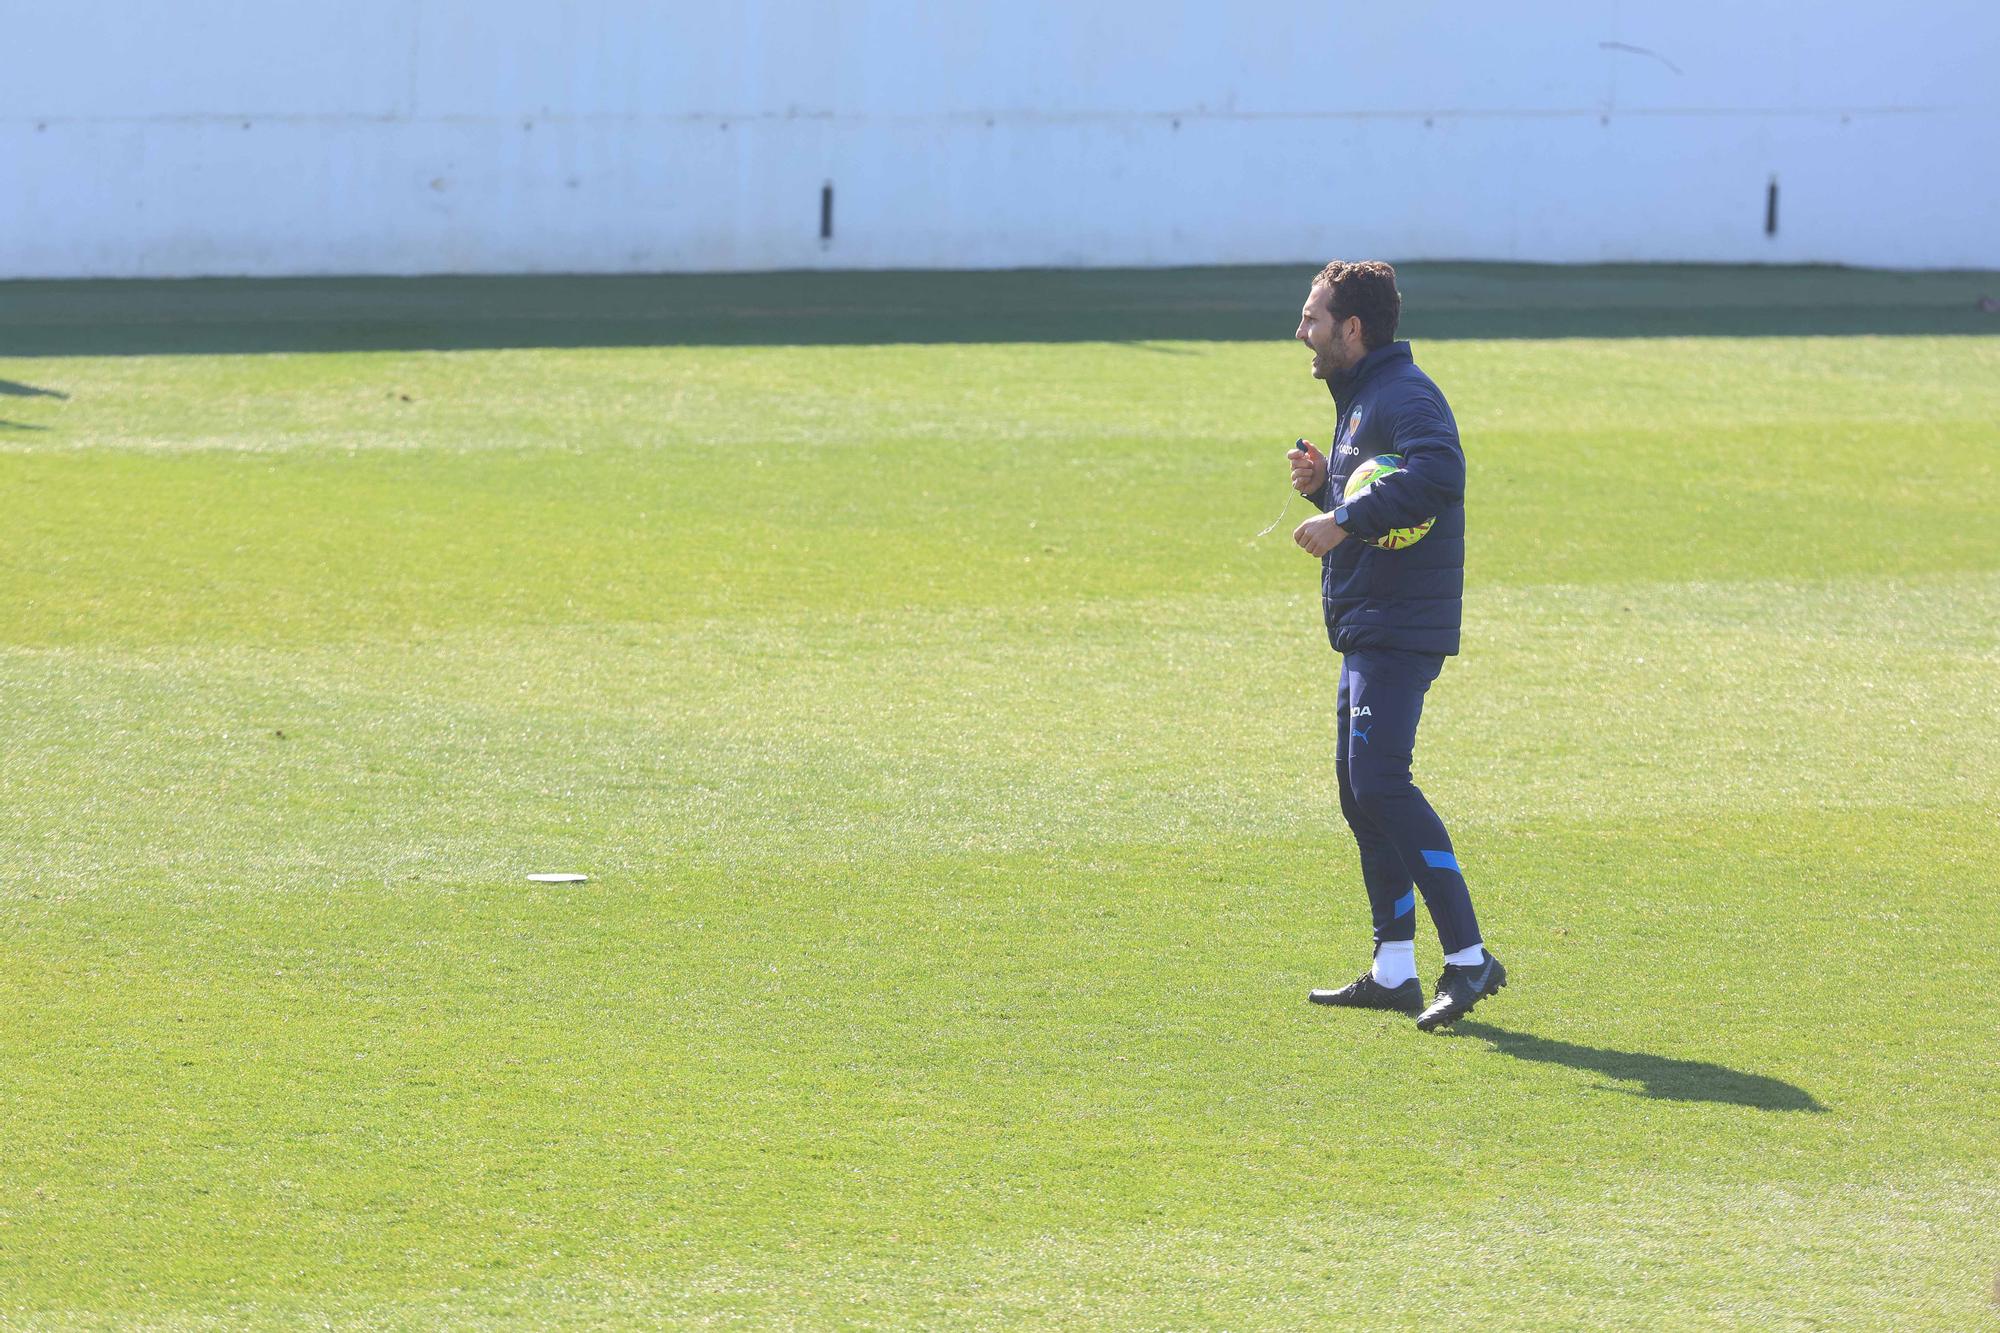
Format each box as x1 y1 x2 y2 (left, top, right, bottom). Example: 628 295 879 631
1303 341 1466 657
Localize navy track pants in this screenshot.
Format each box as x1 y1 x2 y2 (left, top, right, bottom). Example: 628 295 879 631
1335 649 1482 954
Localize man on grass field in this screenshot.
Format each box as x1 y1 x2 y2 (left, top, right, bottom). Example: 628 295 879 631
1287 260 1505 1032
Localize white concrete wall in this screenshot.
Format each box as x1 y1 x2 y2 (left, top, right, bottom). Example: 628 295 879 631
3 0 1996 277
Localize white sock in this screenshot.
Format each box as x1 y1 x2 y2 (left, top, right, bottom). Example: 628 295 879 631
1372 940 1416 987
1443 943 1486 967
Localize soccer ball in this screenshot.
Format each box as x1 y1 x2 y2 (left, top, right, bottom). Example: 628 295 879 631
1342 454 1434 550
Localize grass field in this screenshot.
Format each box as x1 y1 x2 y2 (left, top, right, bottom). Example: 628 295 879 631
3 265 1998 1328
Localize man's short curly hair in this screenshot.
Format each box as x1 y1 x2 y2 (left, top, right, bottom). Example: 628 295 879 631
1314 260 1402 351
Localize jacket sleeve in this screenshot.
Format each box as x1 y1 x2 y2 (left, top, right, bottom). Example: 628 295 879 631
1303 473 1334 512
1338 384 1464 542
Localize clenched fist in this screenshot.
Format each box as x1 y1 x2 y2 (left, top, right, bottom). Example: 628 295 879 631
1287 439 1327 496
1293 512 1349 557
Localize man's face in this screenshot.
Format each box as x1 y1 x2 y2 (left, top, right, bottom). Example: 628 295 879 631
1295 282 1362 380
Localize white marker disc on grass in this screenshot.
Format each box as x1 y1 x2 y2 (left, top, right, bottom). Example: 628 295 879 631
527 873 588 884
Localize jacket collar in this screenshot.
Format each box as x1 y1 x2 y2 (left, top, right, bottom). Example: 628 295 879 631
1327 340 1413 402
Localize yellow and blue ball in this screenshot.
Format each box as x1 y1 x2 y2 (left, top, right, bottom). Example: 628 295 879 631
1342 454 1435 550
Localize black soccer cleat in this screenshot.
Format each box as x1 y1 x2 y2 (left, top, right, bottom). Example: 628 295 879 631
1309 969 1425 1015
1414 951 1508 1032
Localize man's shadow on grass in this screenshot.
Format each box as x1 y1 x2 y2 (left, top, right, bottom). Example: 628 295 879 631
1452 1022 1826 1113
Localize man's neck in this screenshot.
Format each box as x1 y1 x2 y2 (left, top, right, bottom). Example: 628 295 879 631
1326 353 1366 402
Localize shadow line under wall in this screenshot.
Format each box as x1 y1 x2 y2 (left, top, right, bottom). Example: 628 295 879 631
2 263 1996 357
1452 1021 1827 1113
0 379 69 398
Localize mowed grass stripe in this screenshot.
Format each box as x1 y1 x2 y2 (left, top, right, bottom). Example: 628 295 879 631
5 805 1996 1325
4 574 1994 888
5 335 2000 651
